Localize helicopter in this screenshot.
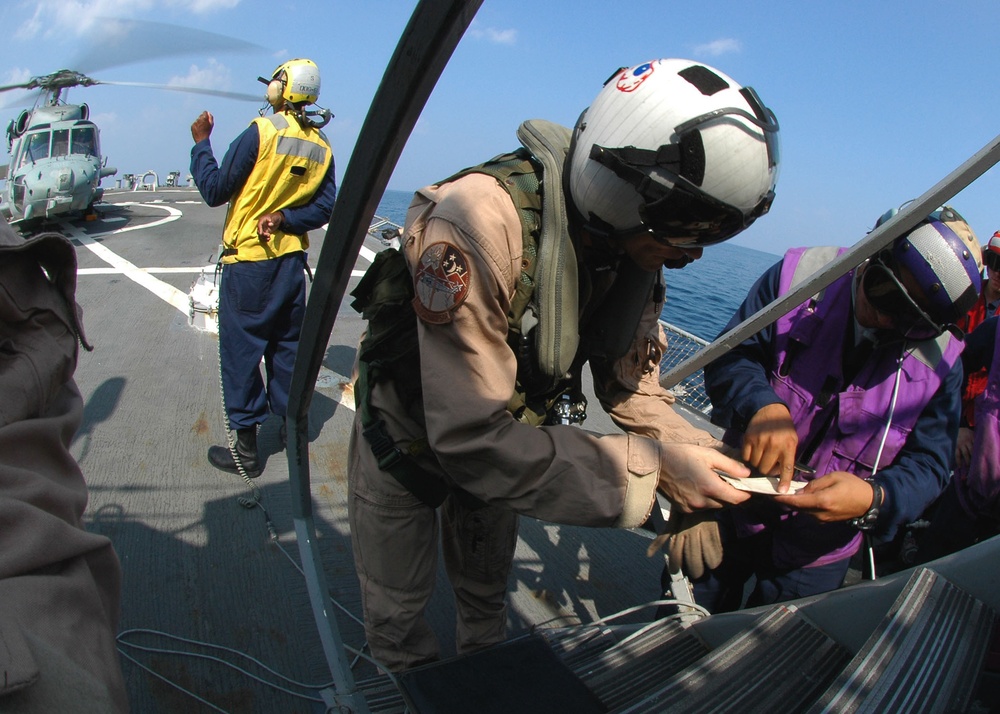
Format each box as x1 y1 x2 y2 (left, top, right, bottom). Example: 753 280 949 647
0 70 121 226
0 20 267 228
0 68 265 227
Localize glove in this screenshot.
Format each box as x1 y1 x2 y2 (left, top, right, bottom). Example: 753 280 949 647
647 510 723 580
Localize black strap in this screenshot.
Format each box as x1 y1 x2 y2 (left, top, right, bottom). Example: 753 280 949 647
356 358 449 508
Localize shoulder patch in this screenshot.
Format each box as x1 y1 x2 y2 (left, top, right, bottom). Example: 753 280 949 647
412 242 472 324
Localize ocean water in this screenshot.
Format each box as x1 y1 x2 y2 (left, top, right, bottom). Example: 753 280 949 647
659 243 781 340
375 188 780 341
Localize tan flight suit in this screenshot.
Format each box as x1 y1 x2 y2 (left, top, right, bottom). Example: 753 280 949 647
348 172 715 671
0 228 127 712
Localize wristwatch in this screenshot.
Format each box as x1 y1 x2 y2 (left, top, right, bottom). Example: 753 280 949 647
848 479 883 531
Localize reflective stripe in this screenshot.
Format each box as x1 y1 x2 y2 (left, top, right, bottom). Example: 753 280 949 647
789 246 842 290
276 135 327 163
908 330 954 372
267 113 290 130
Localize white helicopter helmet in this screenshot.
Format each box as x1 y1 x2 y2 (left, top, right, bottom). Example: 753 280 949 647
568 59 780 247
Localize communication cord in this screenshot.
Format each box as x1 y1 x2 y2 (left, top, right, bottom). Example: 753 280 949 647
115 505 396 712
863 341 905 580
214 260 262 509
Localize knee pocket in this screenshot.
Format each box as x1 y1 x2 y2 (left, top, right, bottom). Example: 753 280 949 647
444 506 518 584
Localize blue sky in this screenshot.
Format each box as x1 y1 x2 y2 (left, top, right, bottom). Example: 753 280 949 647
2 0 999 254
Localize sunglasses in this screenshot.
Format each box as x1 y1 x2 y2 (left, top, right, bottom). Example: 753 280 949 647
861 255 944 340
985 250 1000 273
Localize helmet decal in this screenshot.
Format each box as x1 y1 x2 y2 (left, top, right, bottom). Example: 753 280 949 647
616 63 655 92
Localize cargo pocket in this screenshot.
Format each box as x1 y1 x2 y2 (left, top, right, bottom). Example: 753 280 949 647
833 390 908 475
225 264 272 315
444 503 519 584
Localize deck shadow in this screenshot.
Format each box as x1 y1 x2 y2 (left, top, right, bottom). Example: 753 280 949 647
87 478 361 713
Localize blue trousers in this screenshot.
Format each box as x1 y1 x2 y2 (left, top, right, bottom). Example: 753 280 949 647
683 512 851 613
218 252 306 430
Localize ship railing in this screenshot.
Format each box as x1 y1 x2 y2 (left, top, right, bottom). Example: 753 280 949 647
367 214 403 249
658 321 712 417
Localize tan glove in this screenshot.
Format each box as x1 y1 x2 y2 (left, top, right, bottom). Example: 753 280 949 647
647 510 723 580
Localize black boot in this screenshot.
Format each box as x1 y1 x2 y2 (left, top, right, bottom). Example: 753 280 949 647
208 427 261 478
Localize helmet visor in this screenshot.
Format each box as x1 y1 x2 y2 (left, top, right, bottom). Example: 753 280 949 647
861 255 945 340
640 178 773 247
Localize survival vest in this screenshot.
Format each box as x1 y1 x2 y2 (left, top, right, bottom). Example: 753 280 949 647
352 148 567 427
957 291 1000 427
349 149 551 508
221 113 332 264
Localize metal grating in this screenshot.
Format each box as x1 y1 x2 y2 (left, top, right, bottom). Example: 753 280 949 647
659 321 713 416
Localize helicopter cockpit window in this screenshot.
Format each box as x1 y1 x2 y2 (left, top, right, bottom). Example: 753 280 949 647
71 126 97 157
52 129 69 157
18 131 50 167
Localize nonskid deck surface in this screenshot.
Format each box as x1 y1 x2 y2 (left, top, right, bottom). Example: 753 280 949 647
59 188 665 712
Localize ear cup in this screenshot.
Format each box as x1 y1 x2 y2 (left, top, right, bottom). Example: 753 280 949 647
266 79 284 107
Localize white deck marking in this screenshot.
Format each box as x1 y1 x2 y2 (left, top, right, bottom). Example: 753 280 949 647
352 245 378 277
68 202 372 407
78 266 215 275
64 204 190 315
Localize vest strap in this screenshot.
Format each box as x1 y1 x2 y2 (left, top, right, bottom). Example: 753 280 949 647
356 358 449 508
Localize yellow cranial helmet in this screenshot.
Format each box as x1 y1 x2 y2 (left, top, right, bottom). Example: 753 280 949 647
266 58 321 108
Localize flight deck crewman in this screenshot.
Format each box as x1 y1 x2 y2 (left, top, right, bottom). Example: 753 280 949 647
190 58 337 478
347 58 781 671
694 207 981 610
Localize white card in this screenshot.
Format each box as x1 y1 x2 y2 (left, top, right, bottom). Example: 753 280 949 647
719 474 807 496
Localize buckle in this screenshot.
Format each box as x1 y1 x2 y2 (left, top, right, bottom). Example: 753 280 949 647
362 419 403 469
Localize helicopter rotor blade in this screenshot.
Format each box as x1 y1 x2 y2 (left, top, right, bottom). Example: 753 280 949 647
72 19 265 75
94 79 262 103
0 91 41 111
0 80 37 94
